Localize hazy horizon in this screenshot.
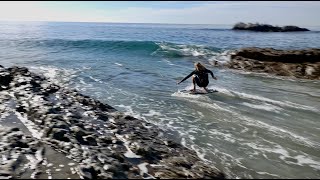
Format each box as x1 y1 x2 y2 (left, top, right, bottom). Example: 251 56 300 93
0 1 320 27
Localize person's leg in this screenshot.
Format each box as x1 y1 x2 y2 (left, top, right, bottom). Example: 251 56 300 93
201 80 209 92
191 75 196 92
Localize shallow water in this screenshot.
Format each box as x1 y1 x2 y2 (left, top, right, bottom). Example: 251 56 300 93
0 21 320 178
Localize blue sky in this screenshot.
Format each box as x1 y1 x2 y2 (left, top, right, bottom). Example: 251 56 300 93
0 1 319 26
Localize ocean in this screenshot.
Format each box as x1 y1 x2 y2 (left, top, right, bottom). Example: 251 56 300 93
0 21 319 178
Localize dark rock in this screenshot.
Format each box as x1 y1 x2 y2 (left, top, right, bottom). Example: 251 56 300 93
96 113 108 121
9 127 20 132
52 122 70 130
72 127 97 145
136 146 162 163
16 105 27 113
51 128 70 142
83 135 98 146
282 25 309 32
0 69 13 87
79 165 98 179
97 103 117 112
167 140 180 148
47 107 62 114
8 66 29 75
124 115 136 120
170 157 192 169
227 47 320 79
46 84 60 94
10 140 29 148
98 136 113 144
232 22 310 32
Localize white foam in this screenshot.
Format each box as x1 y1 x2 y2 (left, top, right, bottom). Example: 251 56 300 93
115 63 123 66
163 59 175 66
209 86 235 97
209 50 233 63
115 104 144 120
294 155 320 170
181 137 187 147
28 66 78 86
142 110 162 117
240 116 319 148
116 134 141 158
305 66 315 75
208 130 237 143
88 76 103 83
245 143 320 170
242 102 283 112
190 145 207 162
229 90 318 112
256 171 280 178
137 163 149 176
25 154 38 170
157 42 218 58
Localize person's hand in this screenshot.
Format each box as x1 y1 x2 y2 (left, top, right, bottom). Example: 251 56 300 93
177 80 181 85
213 76 217 80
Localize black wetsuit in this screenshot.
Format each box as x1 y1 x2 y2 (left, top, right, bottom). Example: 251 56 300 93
179 69 215 87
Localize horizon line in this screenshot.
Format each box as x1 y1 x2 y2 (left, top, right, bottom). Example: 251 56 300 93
0 20 319 27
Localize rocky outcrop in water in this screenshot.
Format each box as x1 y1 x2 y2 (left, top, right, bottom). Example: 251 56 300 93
232 22 310 32
0 65 225 179
226 47 320 79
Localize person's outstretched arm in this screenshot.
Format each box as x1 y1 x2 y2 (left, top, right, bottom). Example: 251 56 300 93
177 71 195 84
207 69 217 80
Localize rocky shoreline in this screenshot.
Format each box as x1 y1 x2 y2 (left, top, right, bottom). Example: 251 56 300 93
223 47 320 80
0 65 225 179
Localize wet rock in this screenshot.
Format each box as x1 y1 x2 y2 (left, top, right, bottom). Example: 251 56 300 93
98 136 113 144
9 140 29 148
96 113 108 121
16 105 27 113
51 128 70 142
9 127 20 132
8 66 29 76
136 146 162 163
45 84 60 94
72 126 93 145
0 69 13 88
83 135 98 146
79 165 98 179
228 47 320 79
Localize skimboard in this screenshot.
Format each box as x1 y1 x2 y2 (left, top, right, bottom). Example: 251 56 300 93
180 89 218 94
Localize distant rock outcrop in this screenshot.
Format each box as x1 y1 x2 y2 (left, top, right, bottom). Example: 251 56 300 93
232 22 310 32
225 47 320 79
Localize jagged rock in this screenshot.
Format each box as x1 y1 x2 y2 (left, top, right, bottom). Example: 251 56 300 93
0 68 13 88
232 22 310 32
227 47 320 79
79 165 98 179
136 146 162 163
51 128 69 142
